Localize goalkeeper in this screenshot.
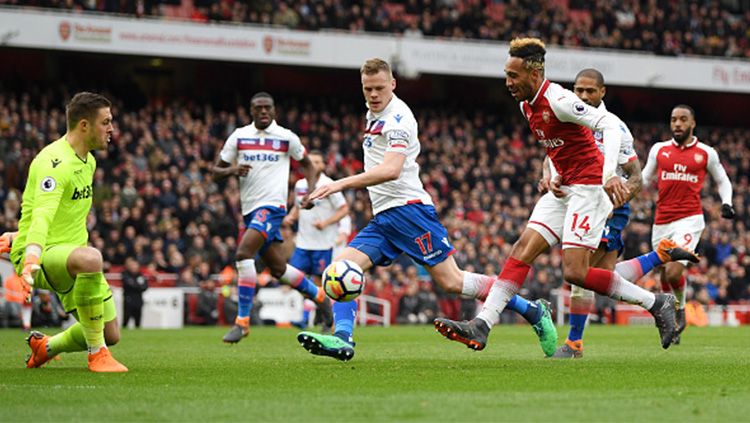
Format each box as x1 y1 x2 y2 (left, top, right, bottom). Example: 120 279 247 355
0 92 127 372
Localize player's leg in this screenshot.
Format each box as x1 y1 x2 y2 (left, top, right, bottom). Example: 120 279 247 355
297 247 374 361
565 246 676 349
427 255 557 356
434 192 561 350
559 187 675 349
435 228 551 350
553 247 607 359
28 245 127 371
223 207 270 343
312 249 334 331
265 244 326 304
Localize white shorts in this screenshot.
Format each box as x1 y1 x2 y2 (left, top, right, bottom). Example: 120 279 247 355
651 214 704 265
527 185 613 251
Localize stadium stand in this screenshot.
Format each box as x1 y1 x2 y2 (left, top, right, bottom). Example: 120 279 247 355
8 0 750 58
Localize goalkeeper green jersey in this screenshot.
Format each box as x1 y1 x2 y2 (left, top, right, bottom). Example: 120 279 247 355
10 136 96 265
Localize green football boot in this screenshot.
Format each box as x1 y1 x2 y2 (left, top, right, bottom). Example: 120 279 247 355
531 299 558 357
297 331 355 361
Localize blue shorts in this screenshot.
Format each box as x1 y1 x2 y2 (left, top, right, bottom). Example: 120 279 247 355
349 203 455 267
290 248 332 276
601 203 630 254
243 206 286 254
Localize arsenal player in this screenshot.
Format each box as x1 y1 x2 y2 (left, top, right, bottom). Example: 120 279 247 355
435 37 681 351
642 104 734 344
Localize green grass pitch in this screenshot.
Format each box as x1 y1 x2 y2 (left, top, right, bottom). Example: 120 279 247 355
1 325 749 422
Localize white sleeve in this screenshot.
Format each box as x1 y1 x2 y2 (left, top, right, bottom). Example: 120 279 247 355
288 131 306 161
618 124 638 165
641 144 659 187
293 180 303 206
706 147 733 205
549 95 620 183
383 113 413 153
219 130 239 163
338 215 352 235
329 191 346 209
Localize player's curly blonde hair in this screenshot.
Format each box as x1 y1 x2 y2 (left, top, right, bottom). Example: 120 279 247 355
509 38 546 73
361 58 393 79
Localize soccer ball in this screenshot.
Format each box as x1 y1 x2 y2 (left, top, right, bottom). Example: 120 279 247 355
322 260 365 302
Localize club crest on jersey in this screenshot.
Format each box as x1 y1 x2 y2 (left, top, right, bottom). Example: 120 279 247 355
542 110 551 123
694 153 703 164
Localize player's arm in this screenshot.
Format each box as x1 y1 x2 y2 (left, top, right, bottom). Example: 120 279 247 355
549 95 624 199
706 147 735 219
212 159 250 182
621 157 643 203
298 155 318 196
23 160 71 288
309 152 405 202
641 144 659 188
549 96 621 181
283 203 300 227
211 130 249 182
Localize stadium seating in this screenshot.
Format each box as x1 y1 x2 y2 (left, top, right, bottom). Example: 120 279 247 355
10 0 749 58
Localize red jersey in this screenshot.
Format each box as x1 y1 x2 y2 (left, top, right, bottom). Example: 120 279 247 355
521 80 621 185
643 137 732 224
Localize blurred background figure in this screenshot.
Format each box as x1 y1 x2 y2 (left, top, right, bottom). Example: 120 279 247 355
3 273 31 330
122 257 149 328
31 290 68 328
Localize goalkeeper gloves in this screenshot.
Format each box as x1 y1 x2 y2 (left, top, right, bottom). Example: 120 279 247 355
20 254 40 302
0 232 14 254
721 204 735 219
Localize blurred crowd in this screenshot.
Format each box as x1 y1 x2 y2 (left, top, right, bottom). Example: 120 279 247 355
1 88 749 327
6 0 749 58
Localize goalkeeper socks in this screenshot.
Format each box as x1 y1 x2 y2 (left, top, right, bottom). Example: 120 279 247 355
237 259 257 320
73 272 106 352
332 300 357 344
48 322 87 355
280 265 321 301
615 251 663 283
568 313 588 342
506 295 542 325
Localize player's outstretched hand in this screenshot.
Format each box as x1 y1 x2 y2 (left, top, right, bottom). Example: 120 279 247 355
0 231 15 254
550 175 565 198
308 181 343 203
721 204 735 219
604 176 630 208
21 255 40 303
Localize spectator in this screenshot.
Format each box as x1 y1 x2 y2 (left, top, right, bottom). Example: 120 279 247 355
122 257 149 328
31 290 68 328
196 278 219 325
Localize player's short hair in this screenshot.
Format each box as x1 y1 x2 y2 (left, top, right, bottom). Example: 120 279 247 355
360 58 393 79
251 92 274 104
66 92 111 130
575 68 605 87
509 38 546 72
308 149 324 158
673 104 696 119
